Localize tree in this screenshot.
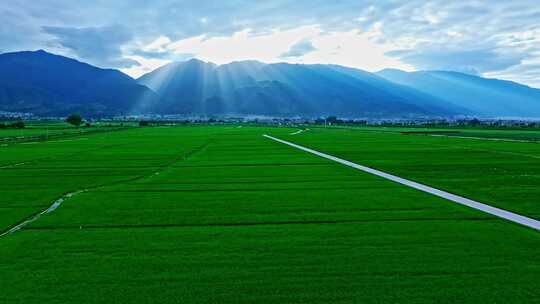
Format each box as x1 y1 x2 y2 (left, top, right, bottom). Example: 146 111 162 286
66 113 83 127
469 118 480 127
326 116 338 125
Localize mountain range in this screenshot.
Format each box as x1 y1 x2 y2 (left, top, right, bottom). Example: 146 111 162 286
137 59 461 117
1 50 539 118
376 69 540 118
0 50 159 117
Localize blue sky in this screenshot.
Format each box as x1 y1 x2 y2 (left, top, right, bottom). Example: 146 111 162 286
2 1 540 87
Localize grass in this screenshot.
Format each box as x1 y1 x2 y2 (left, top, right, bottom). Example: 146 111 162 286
0 121 134 142
402 129 540 141
1 125 539 303
0 126 213 230
280 126 540 219
326 125 540 141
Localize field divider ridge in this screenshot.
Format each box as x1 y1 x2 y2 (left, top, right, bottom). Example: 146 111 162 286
263 134 540 232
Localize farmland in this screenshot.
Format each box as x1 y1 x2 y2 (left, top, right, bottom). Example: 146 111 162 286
1 125 539 303
283 126 540 219
0 121 135 143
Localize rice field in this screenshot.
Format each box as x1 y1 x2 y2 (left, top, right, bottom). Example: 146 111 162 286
281 126 540 219
0 121 134 142
1 125 539 303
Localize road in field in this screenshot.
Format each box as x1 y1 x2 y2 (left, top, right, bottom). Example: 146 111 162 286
281 127 540 220
290 129 304 135
264 134 540 231
290 128 310 135
2 126 539 303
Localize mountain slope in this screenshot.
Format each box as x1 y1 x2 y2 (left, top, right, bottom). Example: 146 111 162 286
377 69 540 118
5 50 538 118
138 60 464 117
0 50 160 116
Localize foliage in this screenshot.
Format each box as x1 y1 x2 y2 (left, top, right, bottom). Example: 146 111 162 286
0 119 25 129
66 113 83 127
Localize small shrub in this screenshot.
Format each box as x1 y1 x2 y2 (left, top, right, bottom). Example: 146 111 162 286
66 113 83 127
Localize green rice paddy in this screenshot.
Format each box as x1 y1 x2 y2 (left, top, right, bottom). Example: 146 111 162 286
1 125 539 303
0 121 134 142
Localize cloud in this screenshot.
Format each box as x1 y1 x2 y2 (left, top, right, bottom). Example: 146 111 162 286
280 40 316 58
304 30 412 71
165 26 321 64
121 52 195 78
485 63 540 88
387 48 526 74
131 26 411 73
130 35 195 61
121 56 172 79
2 0 540 87
42 25 138 68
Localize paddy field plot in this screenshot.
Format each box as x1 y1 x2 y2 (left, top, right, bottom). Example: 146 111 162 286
0 121 134 143
283 126 540 219
1 125 539 303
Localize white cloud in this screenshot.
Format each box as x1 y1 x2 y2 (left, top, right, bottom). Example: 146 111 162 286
121 55 171 79
166 25 321 63
5 0 540 87
302 30 413 71
143 35 171 53
123 25 412 77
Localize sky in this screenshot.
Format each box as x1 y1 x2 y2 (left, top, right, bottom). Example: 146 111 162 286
2 1 540 87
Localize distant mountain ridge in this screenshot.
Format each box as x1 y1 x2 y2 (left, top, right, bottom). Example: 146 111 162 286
0 50 539 118
376 69 540 118
0 50 160 117
137 59 463 117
